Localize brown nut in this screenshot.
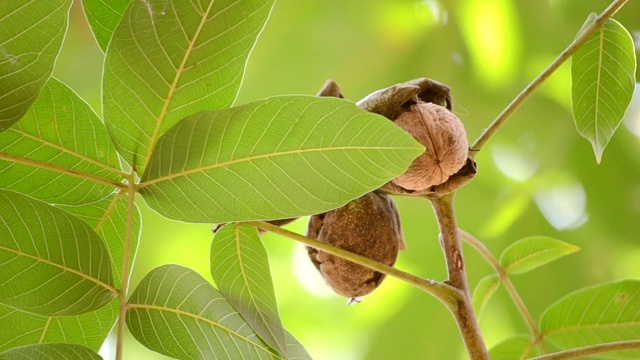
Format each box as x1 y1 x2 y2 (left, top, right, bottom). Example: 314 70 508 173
391 102 468 192
306 192 405 303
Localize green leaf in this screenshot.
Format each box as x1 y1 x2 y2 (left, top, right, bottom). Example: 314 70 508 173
488 335 540 360
140 96 424 223
283 332 312 360
472 275 500 318
0 190 116 315
0 300 118 353
103 0 276 171
211 224 286 355
500 236 579 274
0 0 72 131
60 193 141 288
0 193 138 352
0 343 102 360
81 0 131 51
0 78 123 204
127 264 307 359
541 280 640 358
571 17 637 163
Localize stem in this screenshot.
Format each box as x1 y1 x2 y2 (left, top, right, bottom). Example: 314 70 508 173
0 152 125 189
469 0 629 158
529 340 640 360
247 220 462 308
430 194 488 359
460 230 544 350
115 178 136 360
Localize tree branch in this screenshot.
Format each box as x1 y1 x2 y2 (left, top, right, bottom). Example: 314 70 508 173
469 0 629 157
247 220 462 309
430 194 488 359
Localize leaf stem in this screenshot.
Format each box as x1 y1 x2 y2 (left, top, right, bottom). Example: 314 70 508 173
0 152 125 189
115 180 136 360
246 220 462 309
529 340 640 360
469 0 629 158
430 194 488 359
459 230 544 351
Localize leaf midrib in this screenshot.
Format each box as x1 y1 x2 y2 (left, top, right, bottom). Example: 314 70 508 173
545 319 640 336
127 303 279 357
0 245 118 295
8 127 125 179
232 224 284 354
139 145 420 188
141 1 216 173
505 245 578 273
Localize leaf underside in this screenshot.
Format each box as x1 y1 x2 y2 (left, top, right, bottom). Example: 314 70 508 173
0 78 122 205
126 264 309 359
500 236 579 274
0 190 115 316
541 280 640 358
571 17 637 163
140 96 424 223
211 224 286 355
0 0 72 131
103 0 276 171
0 343 102 360
81 0 131 51
472 274 500 318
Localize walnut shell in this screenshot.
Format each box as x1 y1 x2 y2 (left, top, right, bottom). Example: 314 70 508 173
306 192 405 302
391 102 468 191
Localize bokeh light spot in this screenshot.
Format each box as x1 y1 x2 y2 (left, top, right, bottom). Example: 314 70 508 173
459 0 522 89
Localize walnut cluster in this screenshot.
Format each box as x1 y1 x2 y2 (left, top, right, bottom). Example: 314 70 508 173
301 79 475 303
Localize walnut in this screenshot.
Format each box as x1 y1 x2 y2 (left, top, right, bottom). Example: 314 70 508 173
306 192 405 303
391 102 468 191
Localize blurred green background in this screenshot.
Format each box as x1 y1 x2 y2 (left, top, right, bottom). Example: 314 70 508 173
54 0 640 359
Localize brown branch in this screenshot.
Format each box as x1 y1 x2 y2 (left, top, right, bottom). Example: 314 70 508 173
430 194 488 359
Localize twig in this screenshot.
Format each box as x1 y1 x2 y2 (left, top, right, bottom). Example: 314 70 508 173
459 230 545 352
246 220 462 309
529 340 640 360
469 0 629 157
430 194 488 359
